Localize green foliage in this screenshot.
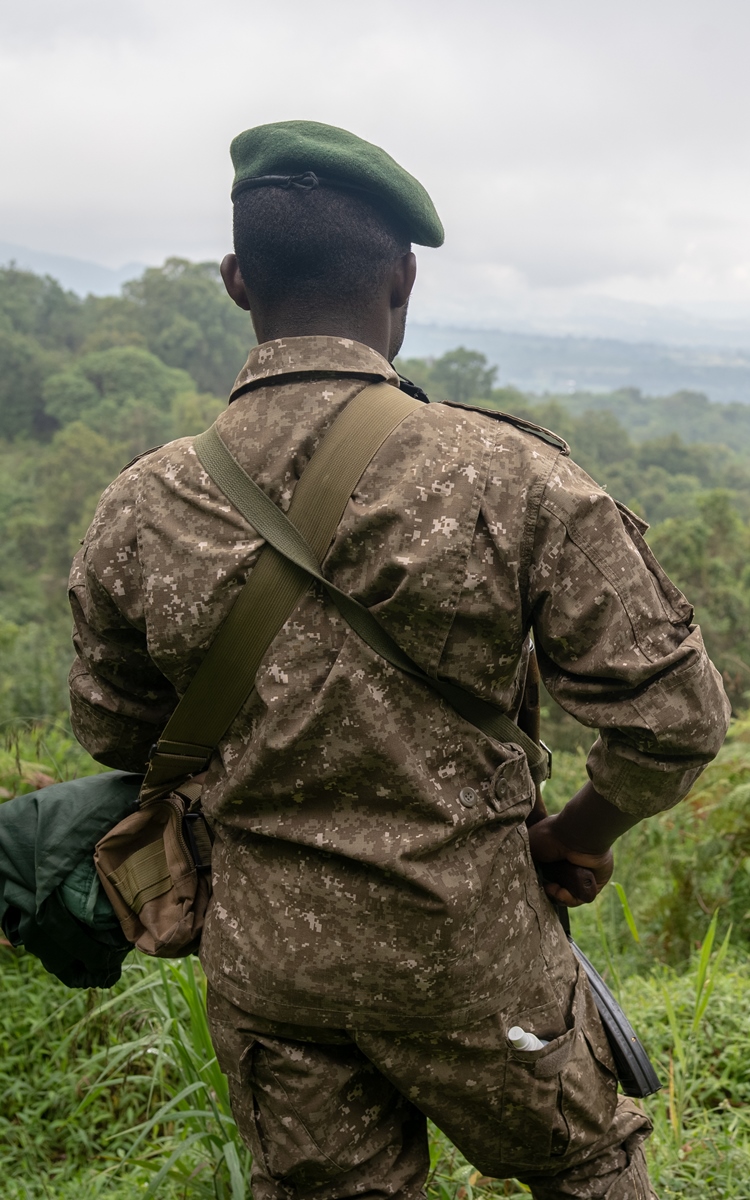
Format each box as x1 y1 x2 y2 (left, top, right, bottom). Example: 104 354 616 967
0 617 77 725
397 346 498 404
0 424 126 720
0 719 107 797
82 959 250 1198
43 346 192 426
621 946 750 1197
430 346 499 404
649 493 750 702
0 330 56 439
542 386 750 456
496 397 750 525
0 950 245 1198
1 715 750 1196
2 271 750 1195
0 260 252 448
543 730 750 1196
426 922 750 1199
0 949 160 1199
0 265 85 353
544 717 750 968
122 259 253 396
395 354 437 395
397 348 750 518
426 1125 529 1197
42 347 196 460
0 262 250 729
5 905 750 1198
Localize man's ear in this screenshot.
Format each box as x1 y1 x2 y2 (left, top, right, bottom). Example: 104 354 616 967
390 251 417 310
221 254 252 311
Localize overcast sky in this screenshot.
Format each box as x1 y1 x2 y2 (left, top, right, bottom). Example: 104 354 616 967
3 0 750 331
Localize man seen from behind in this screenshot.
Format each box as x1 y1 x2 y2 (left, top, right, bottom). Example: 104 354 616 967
69 121 731 1200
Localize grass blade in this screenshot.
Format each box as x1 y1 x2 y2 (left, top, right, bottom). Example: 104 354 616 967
693 909 719 1026
141 1131 209 1197
612 881 640 943
692 923 732 1033
224 1140 248 1200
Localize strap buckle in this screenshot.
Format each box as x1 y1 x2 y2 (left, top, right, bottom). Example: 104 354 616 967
183 810 213 874
540 740 553 780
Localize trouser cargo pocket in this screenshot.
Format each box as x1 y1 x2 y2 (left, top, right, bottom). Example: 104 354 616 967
217 1026 429 1198
500 960 618 1168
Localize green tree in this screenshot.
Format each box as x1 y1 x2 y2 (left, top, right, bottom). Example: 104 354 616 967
0 266 84 353
636 434 720 488
394 355 436 394
0 330 57 439
649 491 750 707
41 345 196 457
396 349 500 403
78 293 145 354
36 422 125 574
122 258 253 395
429 347 498 404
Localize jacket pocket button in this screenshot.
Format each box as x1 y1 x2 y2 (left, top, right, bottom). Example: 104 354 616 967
459 787 478 808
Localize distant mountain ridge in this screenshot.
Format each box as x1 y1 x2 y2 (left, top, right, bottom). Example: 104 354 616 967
3 244 750 403
0 242 145 297
403 325 750 405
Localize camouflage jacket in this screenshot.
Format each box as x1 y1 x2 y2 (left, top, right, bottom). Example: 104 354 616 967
69 336 730 1029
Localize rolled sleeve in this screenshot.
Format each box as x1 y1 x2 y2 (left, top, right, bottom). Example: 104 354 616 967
529 456 731 817
68 470 177 772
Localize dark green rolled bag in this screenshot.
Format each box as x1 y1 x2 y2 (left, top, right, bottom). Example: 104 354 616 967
0 772 140 988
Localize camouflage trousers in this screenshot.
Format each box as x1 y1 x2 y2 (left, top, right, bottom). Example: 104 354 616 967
207 937 656 1200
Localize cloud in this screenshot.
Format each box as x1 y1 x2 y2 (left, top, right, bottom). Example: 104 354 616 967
3 0 750 321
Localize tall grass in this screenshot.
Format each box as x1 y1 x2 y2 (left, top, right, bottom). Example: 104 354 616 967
80 959 250 1199
6 911 748 1199
3 718 750 1196
71 907 748 1200
0 949 159 1199
621 958 750 1197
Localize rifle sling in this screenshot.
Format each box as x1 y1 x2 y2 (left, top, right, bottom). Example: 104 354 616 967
144 379 549 797
142 381 420 795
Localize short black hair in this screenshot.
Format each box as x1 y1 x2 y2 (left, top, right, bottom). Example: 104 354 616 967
233 184 411 308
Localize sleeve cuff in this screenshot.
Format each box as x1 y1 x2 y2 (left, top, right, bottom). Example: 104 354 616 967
586 735 707 818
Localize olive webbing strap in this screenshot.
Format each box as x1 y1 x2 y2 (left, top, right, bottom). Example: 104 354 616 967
141 381 420 799
193 413 550 786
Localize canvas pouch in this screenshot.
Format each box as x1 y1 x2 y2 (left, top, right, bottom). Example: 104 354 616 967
94 778 213 957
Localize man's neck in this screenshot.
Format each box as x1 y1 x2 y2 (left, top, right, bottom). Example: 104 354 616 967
251 308 393 361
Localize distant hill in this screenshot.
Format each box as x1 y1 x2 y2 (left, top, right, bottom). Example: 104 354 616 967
402 325 750 405
3 247 750 402
0 242 144 296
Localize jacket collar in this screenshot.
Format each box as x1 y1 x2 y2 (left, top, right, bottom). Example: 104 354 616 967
229 335 399 402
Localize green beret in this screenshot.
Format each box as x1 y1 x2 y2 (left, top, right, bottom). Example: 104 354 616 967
230 120 444 248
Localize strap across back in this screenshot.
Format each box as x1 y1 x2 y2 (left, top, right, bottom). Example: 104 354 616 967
141 381 420 798
141 380 548 802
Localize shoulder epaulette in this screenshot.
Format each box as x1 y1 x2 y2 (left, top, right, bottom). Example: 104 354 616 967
441 399 570 454
119 444 166 474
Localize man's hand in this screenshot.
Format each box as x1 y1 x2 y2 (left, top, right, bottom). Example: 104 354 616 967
527 780 638 907
528 814 614 907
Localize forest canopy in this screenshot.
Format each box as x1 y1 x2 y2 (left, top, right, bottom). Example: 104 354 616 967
2 264 749 1200
1 262 748 731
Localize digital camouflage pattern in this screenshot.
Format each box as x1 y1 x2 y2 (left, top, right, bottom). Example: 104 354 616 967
206 898 654 1199
69 335 729 1031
